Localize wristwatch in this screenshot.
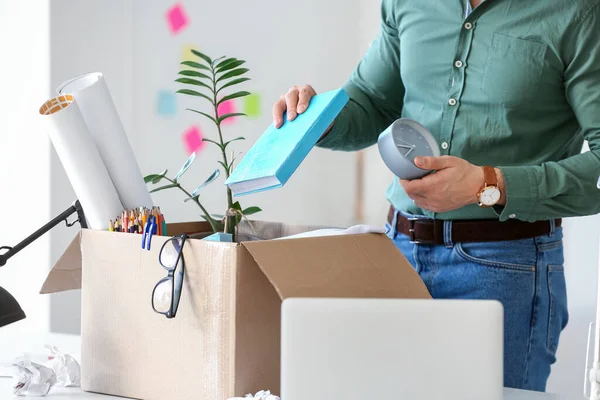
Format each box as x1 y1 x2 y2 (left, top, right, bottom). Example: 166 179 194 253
477 166 502 207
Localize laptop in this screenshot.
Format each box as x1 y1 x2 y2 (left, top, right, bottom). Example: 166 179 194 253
281 298 504 400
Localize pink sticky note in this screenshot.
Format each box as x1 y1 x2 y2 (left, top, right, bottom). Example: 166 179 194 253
218 100 237 125
183 126 206 155
166 3 189 35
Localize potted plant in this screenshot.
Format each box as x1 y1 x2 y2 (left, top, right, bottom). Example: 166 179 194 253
144 49 261 241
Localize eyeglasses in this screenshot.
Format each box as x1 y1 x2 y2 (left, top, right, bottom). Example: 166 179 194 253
152 234 187 319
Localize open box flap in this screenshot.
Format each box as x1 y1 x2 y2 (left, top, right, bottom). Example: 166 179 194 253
241 233 431 300
40 231 83 294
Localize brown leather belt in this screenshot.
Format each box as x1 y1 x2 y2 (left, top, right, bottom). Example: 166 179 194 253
387 206 561 245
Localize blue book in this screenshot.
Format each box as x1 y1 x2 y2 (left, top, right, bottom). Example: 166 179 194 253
224 88 349 196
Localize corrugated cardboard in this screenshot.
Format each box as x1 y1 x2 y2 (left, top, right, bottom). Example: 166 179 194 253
41 221 431 400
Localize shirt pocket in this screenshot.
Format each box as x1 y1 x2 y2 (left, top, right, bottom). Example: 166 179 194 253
481 32 548 108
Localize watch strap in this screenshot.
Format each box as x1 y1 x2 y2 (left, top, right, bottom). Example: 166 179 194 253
482 166 497 187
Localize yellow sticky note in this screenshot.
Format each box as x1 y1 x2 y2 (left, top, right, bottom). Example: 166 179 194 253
244 93 261 117
181 44 199 63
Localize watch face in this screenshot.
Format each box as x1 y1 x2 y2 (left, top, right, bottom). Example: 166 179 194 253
480 187 501 206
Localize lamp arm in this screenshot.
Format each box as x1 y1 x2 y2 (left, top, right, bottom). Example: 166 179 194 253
0 200 87 267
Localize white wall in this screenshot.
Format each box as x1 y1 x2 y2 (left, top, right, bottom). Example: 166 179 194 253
0 1 51 338
48 0 134 334
132 0 360 228
46 0 363 334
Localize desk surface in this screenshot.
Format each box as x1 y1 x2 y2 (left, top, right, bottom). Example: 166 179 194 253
0 332 565 399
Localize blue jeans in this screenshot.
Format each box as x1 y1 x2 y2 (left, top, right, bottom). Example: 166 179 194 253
385 211 569 392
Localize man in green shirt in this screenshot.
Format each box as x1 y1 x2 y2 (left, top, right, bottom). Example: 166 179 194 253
273 0 600 392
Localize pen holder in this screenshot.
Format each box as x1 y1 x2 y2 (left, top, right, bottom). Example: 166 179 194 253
377 118 440 180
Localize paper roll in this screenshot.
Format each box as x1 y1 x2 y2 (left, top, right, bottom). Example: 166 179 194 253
40 95 124 230
57 73 153 209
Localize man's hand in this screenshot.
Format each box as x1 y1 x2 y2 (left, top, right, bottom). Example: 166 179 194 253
400 156 506 213
272 85 318 128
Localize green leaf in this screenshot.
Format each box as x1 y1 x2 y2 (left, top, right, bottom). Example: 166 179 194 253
201 138 224 150
186 108 217 124
216 68 249 83
215 57 236 69
218 160 229 173
218 113 246 124
144 169 168 184
191 49 212 65
175 77 212 91
201 215 224 232
174 152 196 181
212 214 225 220
216 59 246 74
232 201 243 212
217 91 251 106
242 206 262 216
178 70 212 80
149 183 179 193
211 56 227 67
228 152 241 170
223 136 245 149
191 169 220 196
180 61 210 71
176 89 214 104
144 174 161 183
153 169 168 184
217 77 251 94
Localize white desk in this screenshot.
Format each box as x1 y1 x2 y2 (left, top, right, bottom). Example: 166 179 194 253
0 333 566 399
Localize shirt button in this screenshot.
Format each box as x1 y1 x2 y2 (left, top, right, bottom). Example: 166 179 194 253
464 22 473 30
441 142 449 150
509 214 517 219
448 98 457 106
454 60 464 68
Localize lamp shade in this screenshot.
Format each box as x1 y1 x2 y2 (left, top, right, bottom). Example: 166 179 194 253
0 286 26 328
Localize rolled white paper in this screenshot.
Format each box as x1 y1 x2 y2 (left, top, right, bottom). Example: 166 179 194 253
57 72 153 209
40 95 124 229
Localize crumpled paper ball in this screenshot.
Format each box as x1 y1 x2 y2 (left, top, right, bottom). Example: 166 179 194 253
10 345 81 396
229 390 281 400
46 345 81 387
11 359 57 396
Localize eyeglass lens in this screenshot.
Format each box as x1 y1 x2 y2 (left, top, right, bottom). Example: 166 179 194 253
159 237 183 270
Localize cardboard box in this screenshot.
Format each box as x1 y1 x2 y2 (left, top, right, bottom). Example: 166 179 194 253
41 221 431 400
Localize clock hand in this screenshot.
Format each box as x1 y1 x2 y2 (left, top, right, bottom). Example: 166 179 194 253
393 137 416 157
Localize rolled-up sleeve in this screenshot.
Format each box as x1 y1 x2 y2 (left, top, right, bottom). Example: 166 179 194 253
495 5 600 222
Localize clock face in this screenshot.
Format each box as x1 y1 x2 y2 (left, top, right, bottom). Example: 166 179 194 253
391 120 440 162
480 187 501 206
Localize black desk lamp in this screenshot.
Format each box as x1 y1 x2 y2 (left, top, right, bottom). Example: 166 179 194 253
0 200 87 328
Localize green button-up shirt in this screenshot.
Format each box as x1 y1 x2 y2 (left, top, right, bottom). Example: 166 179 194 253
317 0 600 222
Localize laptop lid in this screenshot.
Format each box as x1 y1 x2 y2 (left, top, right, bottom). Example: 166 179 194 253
281 298 504 400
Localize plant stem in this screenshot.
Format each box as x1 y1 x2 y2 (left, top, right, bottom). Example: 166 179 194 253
211 64 234 220
163 177 219 232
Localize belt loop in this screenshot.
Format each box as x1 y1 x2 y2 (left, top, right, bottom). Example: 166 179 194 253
443 220 454 247
391 209 400 239
548 219 556 236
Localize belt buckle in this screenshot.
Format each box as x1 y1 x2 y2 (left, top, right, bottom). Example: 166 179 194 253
407 216 423 244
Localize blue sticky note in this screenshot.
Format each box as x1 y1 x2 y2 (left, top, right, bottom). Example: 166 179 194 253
202 232 233 242
157 90 177 116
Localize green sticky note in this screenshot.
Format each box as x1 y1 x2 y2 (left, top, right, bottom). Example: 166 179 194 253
244 93 261 117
